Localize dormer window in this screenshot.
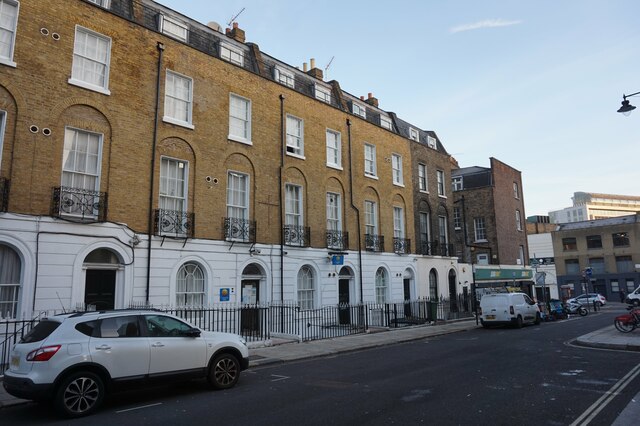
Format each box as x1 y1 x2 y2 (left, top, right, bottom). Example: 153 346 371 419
315 84 331 103
427 136 437 149
409 127 419 141
380 115 393 130
275 66 295 88
220 42 244 66
352 102 366 119
158 14 188 42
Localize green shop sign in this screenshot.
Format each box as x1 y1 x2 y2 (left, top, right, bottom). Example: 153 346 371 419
474 268 533 281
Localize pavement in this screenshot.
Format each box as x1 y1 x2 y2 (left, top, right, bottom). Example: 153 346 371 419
1 313 639 410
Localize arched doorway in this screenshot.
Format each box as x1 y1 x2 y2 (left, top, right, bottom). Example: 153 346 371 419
0 243 22 318
448 269 458 313
84 248 122 310
429 268 438 300
403 269 415 318
241 263 265 335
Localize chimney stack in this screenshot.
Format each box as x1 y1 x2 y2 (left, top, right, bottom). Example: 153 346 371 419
364 92 379 108
306 57 323 80
225 22 246 43
303 62 308 72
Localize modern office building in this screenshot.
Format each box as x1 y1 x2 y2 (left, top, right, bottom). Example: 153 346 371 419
549 192 640 224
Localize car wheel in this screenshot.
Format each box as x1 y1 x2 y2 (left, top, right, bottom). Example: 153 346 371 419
208 353 240 390
515 315 523 328
54 371 105 418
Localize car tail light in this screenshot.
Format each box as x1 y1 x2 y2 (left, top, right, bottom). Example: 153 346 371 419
26 345 61 362
510 306 515 315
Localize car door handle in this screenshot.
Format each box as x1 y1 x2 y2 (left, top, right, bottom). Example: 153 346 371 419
95 344 111 350
151 342 165 348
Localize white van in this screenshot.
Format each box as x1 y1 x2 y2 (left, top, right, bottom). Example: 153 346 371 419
626 286 640 306
479 292 541 328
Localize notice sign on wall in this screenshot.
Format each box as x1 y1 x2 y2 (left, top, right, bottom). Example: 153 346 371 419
220 288 230 302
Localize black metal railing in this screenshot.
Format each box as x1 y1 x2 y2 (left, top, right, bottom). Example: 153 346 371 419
154 209 195 238
223 217 256 243
326 230 349 251
51 186 108 222
0 177 9 212
284 225 310 247
393 237 411 254
419 241 454 256
365 234 385 252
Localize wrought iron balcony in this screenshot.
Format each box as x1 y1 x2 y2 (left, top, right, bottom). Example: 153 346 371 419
51 186 108 222
223 217 256 243
0 177 9 212
326 230 349 251
365 234 385 252
154 208 195 238
393 237 411 255
284 225 310 247
418 240 454 256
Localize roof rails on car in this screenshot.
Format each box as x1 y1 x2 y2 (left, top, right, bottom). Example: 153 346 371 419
67 308 164 318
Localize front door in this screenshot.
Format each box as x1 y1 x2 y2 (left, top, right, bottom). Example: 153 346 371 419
85 269 116 310
241 280 260 334
403 278 412 318
338 279 350 324
448 270 458 313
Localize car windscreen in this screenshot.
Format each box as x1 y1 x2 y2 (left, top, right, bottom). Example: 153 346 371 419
20 320 61 343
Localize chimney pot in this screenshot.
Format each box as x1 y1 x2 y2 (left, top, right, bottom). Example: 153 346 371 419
368 92 373 99
233 22 238 29
303 62 308 72
360 96 365 101
310 58 316 69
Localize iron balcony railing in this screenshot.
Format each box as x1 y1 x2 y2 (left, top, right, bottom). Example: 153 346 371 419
419 241 454 257
51 186 108 222
326 230 349 251
0 177 9 212
364 234 385 252
393 237 411 254
154 209 195 238
284 225 310 247
223 217 256 243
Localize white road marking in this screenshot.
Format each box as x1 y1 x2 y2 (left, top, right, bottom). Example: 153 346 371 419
271 374 290 382
116 402 163 413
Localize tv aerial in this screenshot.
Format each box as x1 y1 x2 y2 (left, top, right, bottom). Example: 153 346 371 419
227 7 245 27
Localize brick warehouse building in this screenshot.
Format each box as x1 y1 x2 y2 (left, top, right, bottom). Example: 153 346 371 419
0 0 471 319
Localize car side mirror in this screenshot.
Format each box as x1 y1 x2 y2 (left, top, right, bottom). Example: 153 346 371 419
185 328 201 338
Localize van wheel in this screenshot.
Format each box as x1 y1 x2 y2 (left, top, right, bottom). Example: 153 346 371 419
54 371 105 418
515 315 523 328
481 320 490 329
534 312 541 325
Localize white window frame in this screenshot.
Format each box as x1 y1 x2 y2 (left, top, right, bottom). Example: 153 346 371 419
274 66 295 88
285 184 303 228
380 115 393 130
69 25 112 95
438 215 448 246
315 84 332 103
0 0 19 67
326 129 342 169
176 262 205 307
158 14 188 42
453 207 462 230
220 42 244 66
228 93 252 144
286 114 304 158
163 70 194 129
420 212 431 246
393 207 405 239
427 135 437 149
226 171 249 222
418 163 427 192
352 102 366 119
409 127 419 142
513 182 520 199
0 110 5 170
297 266 315 310
391 154 403 186
518 246 525 266
364 200 378 236
87 0 110 7
437 170 446 197
474 217 487 242
159 157 188 236
452 176 463 191
326 192 342 232
364 143 377 178
516 209 522 231
375 268 388 304
0 243 21 319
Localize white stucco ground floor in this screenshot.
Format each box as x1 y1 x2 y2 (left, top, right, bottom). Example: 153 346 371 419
0 214 470 319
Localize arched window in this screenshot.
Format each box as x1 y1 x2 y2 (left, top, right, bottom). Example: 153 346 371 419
375 267 388 303
176 262 205 306
297 266 315 310
0 244 21 318
429 269 438 300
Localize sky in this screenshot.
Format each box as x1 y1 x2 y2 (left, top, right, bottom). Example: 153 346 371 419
156 0 640 216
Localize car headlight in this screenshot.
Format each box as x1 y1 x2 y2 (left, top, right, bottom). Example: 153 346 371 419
239 337 247 346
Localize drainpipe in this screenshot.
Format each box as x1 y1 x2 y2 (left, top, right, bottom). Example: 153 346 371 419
346 119 364 303
279 94 285 305
146 42 165 304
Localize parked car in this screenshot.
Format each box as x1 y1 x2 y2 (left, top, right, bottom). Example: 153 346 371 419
625 287 640 306
479 292 541 328
3 310 250 418
566 293 607 307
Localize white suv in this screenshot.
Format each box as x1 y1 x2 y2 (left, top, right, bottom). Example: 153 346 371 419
3 310 250 418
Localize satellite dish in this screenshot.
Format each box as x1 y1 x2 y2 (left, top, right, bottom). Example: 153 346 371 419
207 21 223 33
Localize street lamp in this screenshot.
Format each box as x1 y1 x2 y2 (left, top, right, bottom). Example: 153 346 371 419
617 91 640 116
